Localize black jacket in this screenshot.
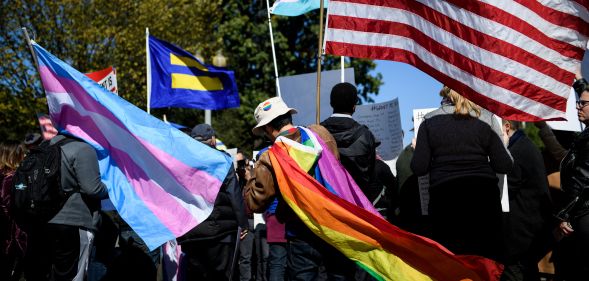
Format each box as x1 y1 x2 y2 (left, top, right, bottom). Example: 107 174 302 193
503 130 552 262
560 127 589 217
178 165 248 243
321 116 379 190
367 159 396 213
411 113 512 187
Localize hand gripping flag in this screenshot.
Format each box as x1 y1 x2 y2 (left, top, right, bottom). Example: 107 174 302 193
324 0 589 121
268 126 503 281
271 0 328 16
148 35 239 110
32 41 233 250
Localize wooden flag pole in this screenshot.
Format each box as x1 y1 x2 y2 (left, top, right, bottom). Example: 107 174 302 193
315 0 325 124
22 28 39 69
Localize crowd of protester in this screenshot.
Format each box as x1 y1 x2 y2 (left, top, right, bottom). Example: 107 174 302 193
1 80 589 281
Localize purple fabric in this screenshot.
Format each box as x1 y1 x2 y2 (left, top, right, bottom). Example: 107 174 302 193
312 131 382 217
1 172 27 256
265 213 286 243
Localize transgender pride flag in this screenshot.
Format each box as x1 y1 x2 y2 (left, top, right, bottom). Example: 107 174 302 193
32 42 233 250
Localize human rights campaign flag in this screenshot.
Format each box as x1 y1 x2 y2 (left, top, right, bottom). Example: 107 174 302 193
270 0 328 16
148 35 239 110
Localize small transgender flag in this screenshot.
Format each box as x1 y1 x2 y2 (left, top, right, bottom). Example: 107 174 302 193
32 41 232 250
270 0 328 16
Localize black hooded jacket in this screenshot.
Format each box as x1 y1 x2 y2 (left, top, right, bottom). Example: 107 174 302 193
321 116 379 191
177 164 248 243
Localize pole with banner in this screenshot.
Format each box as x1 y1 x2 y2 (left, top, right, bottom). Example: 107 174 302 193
315 0 325 124
22 28 39 69
341 56 345 82
146 27 152 114
266 0 282 97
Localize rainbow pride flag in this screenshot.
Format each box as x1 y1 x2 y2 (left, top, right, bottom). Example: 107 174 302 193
269 128 503 281
32 42 232 250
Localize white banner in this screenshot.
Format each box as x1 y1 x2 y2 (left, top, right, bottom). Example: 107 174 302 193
355 99 403 160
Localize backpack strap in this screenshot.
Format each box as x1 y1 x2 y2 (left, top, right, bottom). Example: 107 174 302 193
52 135 78 147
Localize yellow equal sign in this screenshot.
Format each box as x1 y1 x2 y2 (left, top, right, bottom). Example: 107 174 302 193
171 74 224 91
170 54 223 91
170 54 208 71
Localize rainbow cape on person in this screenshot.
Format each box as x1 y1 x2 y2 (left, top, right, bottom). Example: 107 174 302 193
268 127 502 281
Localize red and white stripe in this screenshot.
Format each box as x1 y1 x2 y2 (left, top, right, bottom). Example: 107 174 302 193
324 0 589 121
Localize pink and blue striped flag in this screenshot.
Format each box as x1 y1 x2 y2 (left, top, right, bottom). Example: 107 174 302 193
32 41 233 250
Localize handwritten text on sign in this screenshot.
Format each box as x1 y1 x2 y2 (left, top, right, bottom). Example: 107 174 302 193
355 99 403 161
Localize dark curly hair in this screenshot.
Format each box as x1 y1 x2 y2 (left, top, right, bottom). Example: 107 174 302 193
573 78 589 98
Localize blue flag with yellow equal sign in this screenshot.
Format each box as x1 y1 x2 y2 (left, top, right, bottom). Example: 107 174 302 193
148 35 240 110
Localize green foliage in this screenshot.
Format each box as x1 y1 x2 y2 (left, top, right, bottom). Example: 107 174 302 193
524 123 545 151
0 0 382 154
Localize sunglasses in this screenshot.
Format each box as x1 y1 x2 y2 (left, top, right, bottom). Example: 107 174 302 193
576 100 589 108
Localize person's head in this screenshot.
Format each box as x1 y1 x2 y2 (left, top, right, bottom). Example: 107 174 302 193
190 124 216 148
236 150 247 172
502 119 522 137
330 82 358 114
575 78 589 125
252 97 297 140
439 86 481 117
3 143 26 171
24 132 42 149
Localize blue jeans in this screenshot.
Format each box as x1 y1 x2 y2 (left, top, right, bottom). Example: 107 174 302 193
287 237 355 281
267 243 287 281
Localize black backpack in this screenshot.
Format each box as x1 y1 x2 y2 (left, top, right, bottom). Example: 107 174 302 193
12 137 75 223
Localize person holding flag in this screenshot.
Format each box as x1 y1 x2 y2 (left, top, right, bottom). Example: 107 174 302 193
243 97 505 281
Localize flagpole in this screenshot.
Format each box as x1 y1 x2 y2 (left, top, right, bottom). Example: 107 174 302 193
205 110 211 125
266 0 282 97
22 28 39 69
146 27 152 114
341 56 345 82
22 27 46 115
315 0 325 124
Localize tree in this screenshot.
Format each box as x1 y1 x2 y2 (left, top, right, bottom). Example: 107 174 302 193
204 1 383 153
0 0 382 154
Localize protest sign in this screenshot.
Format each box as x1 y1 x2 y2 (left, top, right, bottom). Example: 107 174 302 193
85 66 118 95
354 99 403 160
280 68 355 126
412 108 437 138
412 108 436 215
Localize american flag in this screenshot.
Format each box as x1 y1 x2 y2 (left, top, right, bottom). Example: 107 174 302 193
324 0 589 121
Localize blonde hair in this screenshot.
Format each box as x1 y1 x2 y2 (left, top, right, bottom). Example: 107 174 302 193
439 86 481 117
3 144 27 171
0 144 8 170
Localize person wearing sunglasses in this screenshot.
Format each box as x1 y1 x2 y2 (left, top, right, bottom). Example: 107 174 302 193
554 75 589 280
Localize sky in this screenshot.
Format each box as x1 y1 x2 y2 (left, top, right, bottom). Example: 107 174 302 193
371 60 442 146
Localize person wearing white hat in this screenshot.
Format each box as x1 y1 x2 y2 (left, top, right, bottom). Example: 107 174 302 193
244 97 356 280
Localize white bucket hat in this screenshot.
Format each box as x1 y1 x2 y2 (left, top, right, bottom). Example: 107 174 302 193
252 97 297 136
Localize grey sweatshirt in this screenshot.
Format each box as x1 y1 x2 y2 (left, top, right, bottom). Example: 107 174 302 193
49 135 108 230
